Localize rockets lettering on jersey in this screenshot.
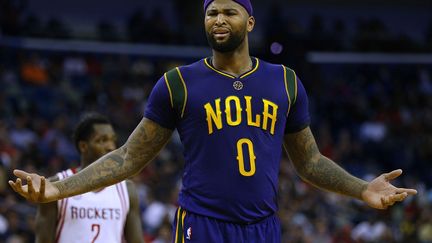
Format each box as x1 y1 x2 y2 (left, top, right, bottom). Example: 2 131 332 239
70 206 121 220
145 57 310 223
55 169 130 243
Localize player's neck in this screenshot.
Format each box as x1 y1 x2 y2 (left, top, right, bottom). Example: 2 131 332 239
211 43 252 77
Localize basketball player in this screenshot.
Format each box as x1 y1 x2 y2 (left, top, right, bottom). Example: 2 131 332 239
10 1 417 242
34 113 144 243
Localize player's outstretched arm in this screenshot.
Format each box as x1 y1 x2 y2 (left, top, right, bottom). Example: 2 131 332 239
9 118 173 203
283 126 417 209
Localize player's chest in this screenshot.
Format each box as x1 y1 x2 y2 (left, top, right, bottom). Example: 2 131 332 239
186 76 288 114
181 77 288 134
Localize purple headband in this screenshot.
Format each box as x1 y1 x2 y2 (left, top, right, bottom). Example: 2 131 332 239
204 0 253 16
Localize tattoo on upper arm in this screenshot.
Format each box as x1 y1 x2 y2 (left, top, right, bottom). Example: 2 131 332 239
57 118 173 198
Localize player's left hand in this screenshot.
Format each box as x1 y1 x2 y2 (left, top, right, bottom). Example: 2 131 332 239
361 169 417 209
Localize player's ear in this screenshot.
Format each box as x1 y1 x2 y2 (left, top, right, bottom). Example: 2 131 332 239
78 141 88 154
247 16 255 32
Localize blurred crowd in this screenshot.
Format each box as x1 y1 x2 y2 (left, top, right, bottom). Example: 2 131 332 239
1 0 432 52
0 49 431 243
1 0 432 242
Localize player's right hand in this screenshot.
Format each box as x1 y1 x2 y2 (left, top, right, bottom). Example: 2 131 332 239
8 169 61 203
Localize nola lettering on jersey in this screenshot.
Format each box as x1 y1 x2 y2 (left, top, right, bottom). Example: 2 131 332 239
204 95 279 135
70 206 121 220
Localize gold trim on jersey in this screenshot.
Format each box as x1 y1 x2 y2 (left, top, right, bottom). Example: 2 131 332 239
282 65 292 116
164 72 174 108
176 67 188 118
174 207 181 243
204 58 234 79
240 58 259 79
181 209 187 243
293 69 298 104
174 207 187 243
204 57 259 79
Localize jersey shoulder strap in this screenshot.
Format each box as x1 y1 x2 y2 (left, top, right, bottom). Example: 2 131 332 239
164 67 188 118
282 65 298 113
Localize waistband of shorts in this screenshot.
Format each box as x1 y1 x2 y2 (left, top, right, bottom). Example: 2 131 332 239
177 207 276 225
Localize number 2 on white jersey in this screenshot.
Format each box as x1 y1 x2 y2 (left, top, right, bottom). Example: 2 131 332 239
91 224 100 243
236 138 256 176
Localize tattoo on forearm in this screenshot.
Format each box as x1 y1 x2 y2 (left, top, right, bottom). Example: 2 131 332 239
107 153 125 165
56 118 172 198
284 127 367 199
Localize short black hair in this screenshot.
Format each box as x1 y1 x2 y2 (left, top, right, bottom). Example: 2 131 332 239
73 112 112 152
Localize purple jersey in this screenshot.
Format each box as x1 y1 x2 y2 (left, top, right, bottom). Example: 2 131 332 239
145 58 310 223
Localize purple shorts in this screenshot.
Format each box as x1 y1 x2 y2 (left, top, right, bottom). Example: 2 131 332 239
172 207 281 243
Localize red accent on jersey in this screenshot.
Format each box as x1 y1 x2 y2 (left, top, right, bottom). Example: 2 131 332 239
55 198 69 243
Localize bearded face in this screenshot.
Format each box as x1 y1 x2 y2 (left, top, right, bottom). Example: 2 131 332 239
206 23 247 53
204 0 253 53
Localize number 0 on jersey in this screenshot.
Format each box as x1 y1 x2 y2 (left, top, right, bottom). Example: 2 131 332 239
236 138 256 176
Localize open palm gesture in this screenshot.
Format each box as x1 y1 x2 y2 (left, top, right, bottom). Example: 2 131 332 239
8 169 60 203
362 169 417 209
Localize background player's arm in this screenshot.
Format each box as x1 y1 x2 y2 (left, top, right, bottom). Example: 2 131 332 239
283 126 368 200
35 176 59 243
124 180 145 243
35 202 57 243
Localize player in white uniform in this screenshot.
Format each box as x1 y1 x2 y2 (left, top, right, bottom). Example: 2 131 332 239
35 113 144 243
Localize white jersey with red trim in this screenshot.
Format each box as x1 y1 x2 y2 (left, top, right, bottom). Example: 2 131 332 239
55 168 130 243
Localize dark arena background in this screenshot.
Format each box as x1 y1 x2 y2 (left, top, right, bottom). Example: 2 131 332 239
0 0 431 242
